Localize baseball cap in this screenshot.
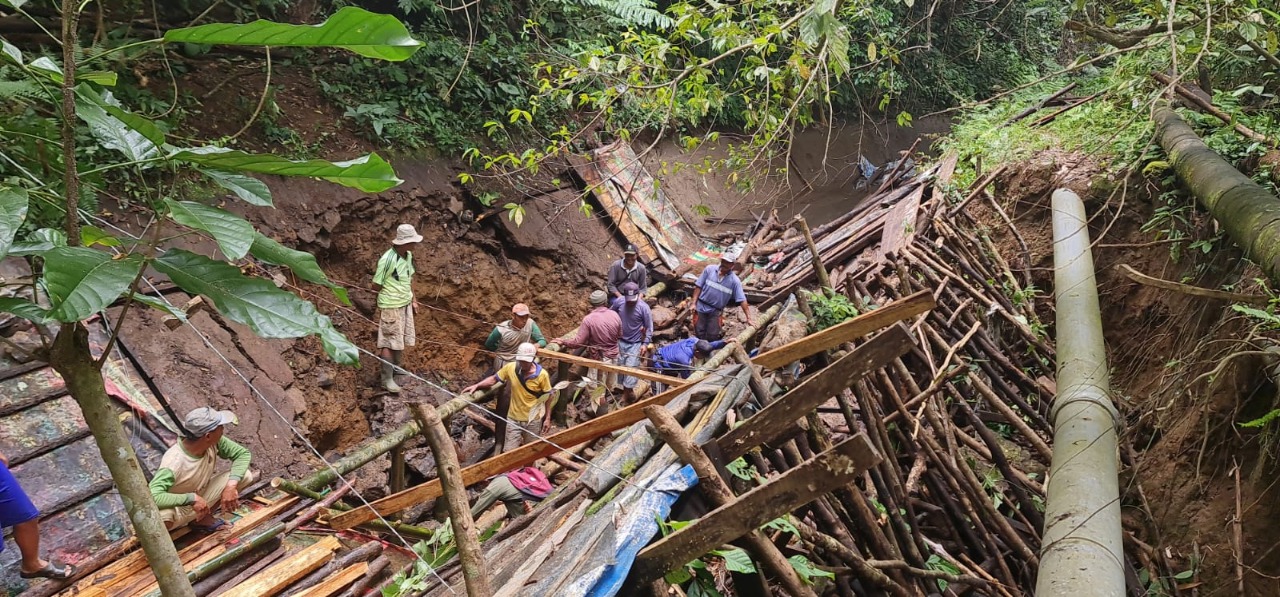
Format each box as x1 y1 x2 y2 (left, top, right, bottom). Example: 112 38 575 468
515 342 537 362
721 250 740 263
622 281 640 302
184 407 238 437
623 244 638 255
512 303 530 316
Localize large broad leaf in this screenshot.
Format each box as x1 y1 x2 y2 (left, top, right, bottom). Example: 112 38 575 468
165 199 254 260
170 147 402 193
130 293 189 322
75 88 160 161
9 228 68 257
162 7 424 62
0 187 29 260
76 85 168 147
0 0 28 9
2 40 24 65
42 246 144 322
202 169 272 207
153 249 358 365
0 298 49 325
249 233 350 305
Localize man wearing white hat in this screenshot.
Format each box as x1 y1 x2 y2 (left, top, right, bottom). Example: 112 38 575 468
149 407 256 532
373 223 422 393
463 343 555 452
690 249 752 341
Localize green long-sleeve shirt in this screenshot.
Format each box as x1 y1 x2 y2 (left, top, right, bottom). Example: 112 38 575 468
149 436 252 509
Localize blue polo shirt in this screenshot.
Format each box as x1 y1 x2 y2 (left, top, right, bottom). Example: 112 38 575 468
694 266 746 314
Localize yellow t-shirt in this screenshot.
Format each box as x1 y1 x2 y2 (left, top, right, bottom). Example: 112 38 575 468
498 362 552 422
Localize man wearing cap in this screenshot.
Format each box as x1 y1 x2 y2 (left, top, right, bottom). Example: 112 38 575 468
463 343 555 452
610 281 653 404
373 223 423 393
652 337 731 389
484 303 547 371
555 290 623 396
149 408 256 532
606 245 648 300
690 250 752 341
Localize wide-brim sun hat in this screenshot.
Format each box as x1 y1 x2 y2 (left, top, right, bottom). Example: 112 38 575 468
393 223 424 245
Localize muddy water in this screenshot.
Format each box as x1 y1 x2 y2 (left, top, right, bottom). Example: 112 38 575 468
643 116 951 230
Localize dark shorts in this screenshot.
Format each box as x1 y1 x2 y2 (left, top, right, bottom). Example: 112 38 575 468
0 462 39 547
694 310 723 341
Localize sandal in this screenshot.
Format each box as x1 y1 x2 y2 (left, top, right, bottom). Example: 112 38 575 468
190 518 231 534
20 561 76 581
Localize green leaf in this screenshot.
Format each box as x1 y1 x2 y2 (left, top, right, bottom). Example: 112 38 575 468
1232 303 1280 327
250 233 350 305
718 548 755 574
0 0 28 9
0 187 29 260
163 7 425 61
2 40 23 65
74 89 160 161
165 199 255 260
80 224 121 248
78 71 118 86
42 247 143 322
27 57 63 81
203 169 273 207
9 228 68 256
152 249 358 365
129 293 188 322
0 297 49 325
170 147 402 193
788 554 834 584
76 86 168 147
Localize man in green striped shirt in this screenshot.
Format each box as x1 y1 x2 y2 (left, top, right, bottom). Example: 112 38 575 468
373 224 423 393
149 407 255 532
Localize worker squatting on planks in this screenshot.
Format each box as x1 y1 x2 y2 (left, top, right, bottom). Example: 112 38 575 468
372 223 423 394
148 407 258 534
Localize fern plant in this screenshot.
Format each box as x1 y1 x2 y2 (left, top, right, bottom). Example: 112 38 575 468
560 0 674 29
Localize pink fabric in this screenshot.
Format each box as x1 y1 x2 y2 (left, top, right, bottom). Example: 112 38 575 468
560 307 622 360
504 467 553 499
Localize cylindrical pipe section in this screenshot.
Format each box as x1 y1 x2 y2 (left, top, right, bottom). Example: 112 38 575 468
1037 188 1124 596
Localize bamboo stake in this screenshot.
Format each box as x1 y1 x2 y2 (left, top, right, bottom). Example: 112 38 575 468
793 215 832 292
643 405 816 597
409 401 493 597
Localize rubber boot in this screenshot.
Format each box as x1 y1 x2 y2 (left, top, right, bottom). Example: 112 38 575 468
391 350 405 381
381 361 401 393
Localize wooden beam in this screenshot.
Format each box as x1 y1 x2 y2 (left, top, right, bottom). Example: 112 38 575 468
633 434 882 582
717 325 914 461
535 348 685 386
326 380 696 530
292 562 369 597
219 535 341 597
752 289 934 369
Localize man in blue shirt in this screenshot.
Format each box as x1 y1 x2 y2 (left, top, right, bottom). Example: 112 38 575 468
653 338 729 386
691 250 753 341
611 282 653 404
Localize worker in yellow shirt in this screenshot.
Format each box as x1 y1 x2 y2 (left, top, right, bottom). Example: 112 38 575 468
463 343 555 453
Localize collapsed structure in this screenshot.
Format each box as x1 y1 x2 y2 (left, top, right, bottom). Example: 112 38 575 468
5 145 1089 597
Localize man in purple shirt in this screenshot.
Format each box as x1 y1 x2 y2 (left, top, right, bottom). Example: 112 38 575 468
610 282 653 404
555 289 623 399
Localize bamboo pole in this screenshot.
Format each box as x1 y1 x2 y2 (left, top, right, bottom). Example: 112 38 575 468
643 405 817 597
794 215 832 292
1036 189 1124 596
269 478 436 540
410 401 493 597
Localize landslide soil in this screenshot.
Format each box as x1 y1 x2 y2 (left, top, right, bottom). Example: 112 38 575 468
972 151 1280 593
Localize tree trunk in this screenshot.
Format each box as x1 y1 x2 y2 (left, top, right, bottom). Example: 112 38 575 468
1154 105 1280 283
50 323 194 597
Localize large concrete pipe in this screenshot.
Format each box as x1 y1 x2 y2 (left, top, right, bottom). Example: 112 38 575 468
1036 188 1125 596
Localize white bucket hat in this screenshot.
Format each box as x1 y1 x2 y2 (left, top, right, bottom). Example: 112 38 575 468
393 224 423 245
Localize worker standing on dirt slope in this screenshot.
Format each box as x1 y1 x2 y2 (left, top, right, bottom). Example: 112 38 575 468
0 449 75 581
372 223 422 393
610 281 653 404
691 250 752 341
606 244 648 299
469 466 553 520
463 343 555 453
484 303 547 372
555 290 623 403
149 407 257 533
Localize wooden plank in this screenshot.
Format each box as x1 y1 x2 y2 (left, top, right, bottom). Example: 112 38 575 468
67 496 298 594
292 562 369 597
219 535 341 597
633 434 882 582
878 184 927 259
717 325 914 461
752 289 934 369
535 349 684 386
327 380 697 530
